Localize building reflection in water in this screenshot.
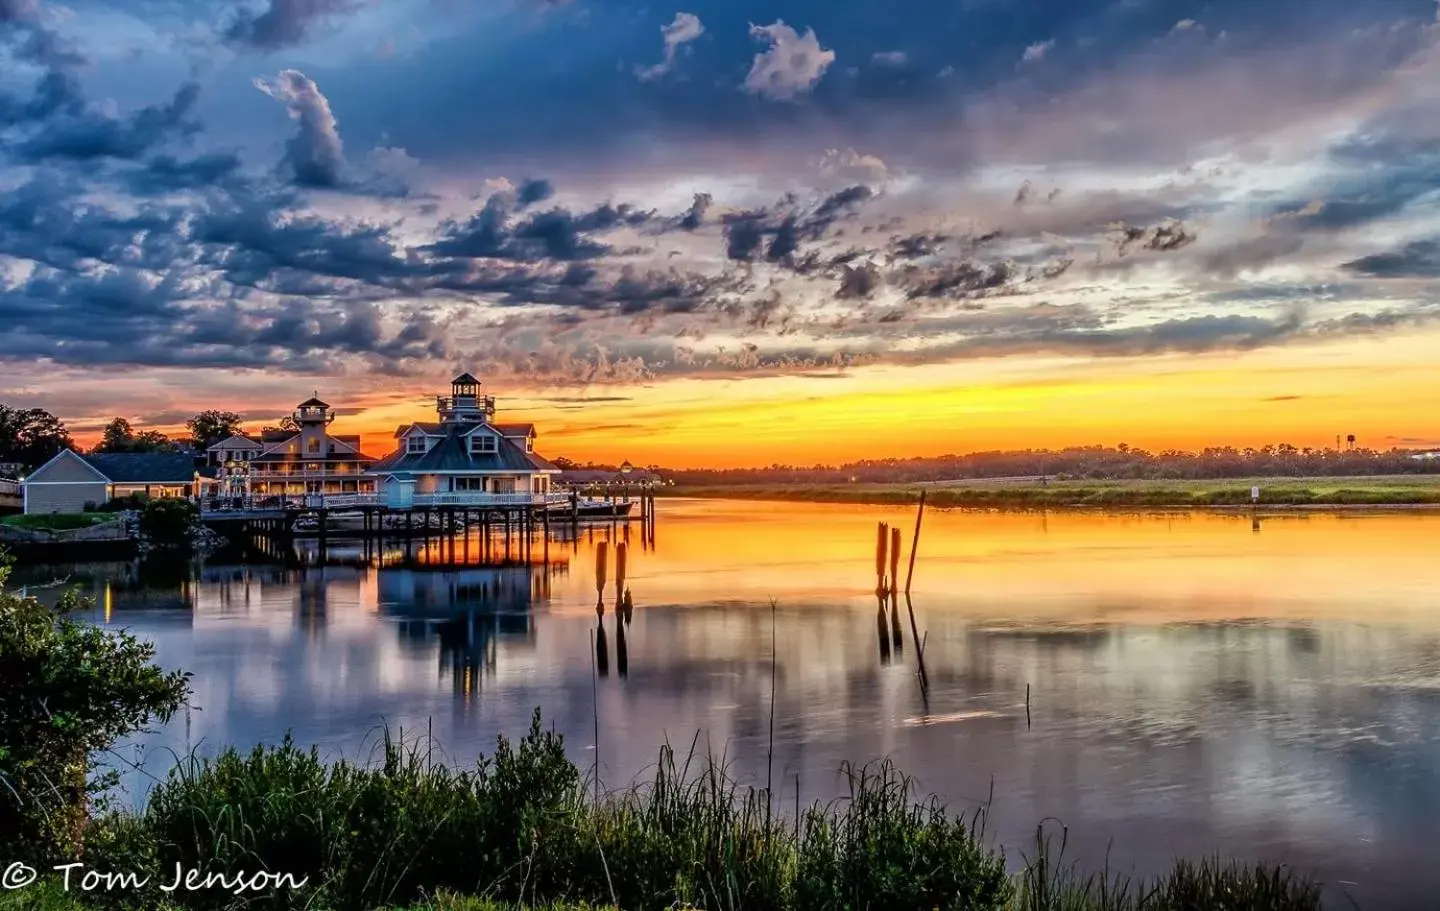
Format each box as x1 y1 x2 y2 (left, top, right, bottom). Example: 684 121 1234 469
379 560 559 698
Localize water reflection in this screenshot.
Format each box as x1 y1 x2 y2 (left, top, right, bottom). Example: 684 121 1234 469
14 502 1440 909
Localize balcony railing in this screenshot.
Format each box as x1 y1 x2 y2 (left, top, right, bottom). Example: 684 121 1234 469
436 395 496 419
300 491 568 510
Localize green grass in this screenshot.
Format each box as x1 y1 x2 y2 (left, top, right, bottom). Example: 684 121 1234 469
0 513 117 531
663 474 1440 509
36 711 1326 911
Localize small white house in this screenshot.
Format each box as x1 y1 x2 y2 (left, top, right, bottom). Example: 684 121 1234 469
22 450 199 514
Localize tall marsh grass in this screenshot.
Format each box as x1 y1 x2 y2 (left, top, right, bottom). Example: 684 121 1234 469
81 711 1325 911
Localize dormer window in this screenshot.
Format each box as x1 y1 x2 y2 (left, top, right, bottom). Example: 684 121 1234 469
524 437 533 453
407 434 428 454
470 433 498 455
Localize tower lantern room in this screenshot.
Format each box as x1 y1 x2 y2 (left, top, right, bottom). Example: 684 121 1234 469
294 394 333 457
438 372 495 423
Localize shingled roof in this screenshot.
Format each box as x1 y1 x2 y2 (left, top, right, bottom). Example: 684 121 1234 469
370 427 559 474
81 452 198 483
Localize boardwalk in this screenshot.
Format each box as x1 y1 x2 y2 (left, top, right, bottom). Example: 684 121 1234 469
0 478 20 513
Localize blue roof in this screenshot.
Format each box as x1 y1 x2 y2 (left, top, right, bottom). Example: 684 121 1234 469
81 452 197 483
370 425 558 474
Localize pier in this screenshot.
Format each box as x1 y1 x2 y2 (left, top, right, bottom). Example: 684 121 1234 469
199 487 659 565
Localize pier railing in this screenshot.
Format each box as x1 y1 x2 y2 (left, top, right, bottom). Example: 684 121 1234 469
199 491 573 514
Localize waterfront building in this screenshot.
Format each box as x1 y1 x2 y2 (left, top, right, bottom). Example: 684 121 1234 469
247 396 378 497
366 373 561 507
21 451 199 514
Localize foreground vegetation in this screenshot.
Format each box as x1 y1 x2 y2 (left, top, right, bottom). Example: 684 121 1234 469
0 552 1332 910
664 474 1440 509
0 513 117 531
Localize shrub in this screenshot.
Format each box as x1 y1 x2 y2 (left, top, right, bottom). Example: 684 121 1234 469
0 550 190 866
137 499 198 548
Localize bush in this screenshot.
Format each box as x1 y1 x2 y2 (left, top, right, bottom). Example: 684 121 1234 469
137 499 198 548
0 551 190 866
97 493 150 513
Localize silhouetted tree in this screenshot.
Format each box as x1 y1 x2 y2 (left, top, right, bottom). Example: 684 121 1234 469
186 410 243 450
95 418 176 454
0 405 73 471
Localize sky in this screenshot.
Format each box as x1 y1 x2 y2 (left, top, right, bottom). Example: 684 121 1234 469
1 0 1439 467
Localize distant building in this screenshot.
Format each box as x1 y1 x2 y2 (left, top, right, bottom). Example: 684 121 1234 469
367 373 561 507
1410 451 1440 461
22 451 199 514
247 396 379 497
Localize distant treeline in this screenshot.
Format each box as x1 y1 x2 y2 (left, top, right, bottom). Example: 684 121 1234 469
562 445 1440 485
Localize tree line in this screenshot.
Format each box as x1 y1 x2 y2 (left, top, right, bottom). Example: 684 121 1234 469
567 443 1440 485
0 405 300 474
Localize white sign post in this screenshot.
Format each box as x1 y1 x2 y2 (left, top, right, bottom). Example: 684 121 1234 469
1251 486 1260 504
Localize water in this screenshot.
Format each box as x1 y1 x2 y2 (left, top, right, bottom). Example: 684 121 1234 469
16 499 1440 908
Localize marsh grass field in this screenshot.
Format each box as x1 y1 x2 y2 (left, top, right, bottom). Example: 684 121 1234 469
663 474 1440 509
0 716 1325 911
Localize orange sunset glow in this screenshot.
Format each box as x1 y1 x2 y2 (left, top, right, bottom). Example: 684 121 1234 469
61 327 1440 468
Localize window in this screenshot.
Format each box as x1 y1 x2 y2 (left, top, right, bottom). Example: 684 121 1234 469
407 435 428 454
306 436 320 454
469 434 498 454
453 477 485 491
524 437 534 453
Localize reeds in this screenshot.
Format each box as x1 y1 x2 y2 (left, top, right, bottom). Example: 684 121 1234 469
97 713 1326 911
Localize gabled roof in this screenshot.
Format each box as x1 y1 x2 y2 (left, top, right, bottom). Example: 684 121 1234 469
369 426 559 474
493 423 536 437
393 422 444 439
452 372 481 385
297 397 329 408
83 452 198 483
207 434 263 451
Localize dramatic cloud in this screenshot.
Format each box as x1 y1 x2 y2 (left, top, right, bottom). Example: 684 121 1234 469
636 12 704 81
16 82 201 163
1342 240 1440 278
254 69 345 188
2 0 1440 409
744 21 835 101
226 0 363 51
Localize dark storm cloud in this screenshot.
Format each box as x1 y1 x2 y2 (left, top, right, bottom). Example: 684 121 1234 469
15 82 202 163
720 186 874 264
678 192 712 230
0 263 452 372
429 189 651 263
836 262 881 299
516 178 554 208
121 152 246 195
225 0 363 51
192 197 422 288
1341 240 1440 278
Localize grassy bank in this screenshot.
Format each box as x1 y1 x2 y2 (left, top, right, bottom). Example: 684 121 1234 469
7 714 1324 911
0 513 117 531
662 474 1440 509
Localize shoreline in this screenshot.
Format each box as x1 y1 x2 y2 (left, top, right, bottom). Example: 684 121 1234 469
658 477 1440 511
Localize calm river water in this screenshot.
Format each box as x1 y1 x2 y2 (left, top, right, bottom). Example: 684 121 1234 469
16 499 1440 908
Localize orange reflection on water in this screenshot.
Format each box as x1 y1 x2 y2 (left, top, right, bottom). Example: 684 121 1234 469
577 501 1440 625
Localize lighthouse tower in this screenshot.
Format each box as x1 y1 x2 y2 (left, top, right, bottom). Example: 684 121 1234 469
294 394 334 457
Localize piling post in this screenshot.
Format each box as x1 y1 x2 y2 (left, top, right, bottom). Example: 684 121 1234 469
875 522 888 591
904 490 926 594
889 527 901 597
